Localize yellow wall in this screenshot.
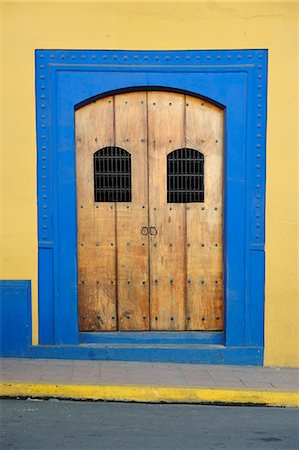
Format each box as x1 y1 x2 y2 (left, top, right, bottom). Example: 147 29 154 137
1 1 298 366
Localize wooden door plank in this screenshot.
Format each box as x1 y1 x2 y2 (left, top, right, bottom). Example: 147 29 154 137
115 92 149 330
148 92 186 330
76 97 117 331
185 96 224 330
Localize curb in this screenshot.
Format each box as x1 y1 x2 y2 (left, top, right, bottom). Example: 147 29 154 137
1 382 298 407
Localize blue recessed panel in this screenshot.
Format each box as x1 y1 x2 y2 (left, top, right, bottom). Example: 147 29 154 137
0 281 31 357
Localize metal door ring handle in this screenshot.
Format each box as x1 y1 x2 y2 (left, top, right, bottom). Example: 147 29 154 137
150 226 157 235
141 227 149 235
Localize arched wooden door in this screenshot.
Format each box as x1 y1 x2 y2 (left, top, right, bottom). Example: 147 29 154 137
76 91 223 331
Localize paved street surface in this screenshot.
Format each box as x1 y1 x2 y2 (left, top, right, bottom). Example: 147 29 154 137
1 358 298 391
1 399 299 450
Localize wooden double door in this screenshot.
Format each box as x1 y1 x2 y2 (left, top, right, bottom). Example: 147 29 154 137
76 91 223 332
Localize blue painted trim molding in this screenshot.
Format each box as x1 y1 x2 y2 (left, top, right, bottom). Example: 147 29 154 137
0 281 31 357
35 49 267 365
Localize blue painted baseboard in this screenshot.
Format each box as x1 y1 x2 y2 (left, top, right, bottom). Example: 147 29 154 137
27 344 263 365
0 281 31 357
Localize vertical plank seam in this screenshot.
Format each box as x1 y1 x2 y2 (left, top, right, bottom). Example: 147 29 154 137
113 96 119 330
92 142 96 330
146 92 151 331
183 95 188 330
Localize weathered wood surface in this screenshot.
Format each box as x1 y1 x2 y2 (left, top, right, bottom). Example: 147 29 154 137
148 92 186 330
76 91 223 331
185 95 223 330
115 92 149 330
76 97 117 331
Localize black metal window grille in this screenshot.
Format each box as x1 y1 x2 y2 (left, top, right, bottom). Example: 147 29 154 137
167 148 204 203
94 147 132 202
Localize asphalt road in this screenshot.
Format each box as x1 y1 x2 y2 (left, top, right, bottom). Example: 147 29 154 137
1 399 298 450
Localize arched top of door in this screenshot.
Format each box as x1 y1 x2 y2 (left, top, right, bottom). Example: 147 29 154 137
74 86 225 111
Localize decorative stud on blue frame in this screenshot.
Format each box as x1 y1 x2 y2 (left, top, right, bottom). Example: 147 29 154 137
35 49 267 365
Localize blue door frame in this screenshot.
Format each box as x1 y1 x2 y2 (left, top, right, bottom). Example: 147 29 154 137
36 49 267 365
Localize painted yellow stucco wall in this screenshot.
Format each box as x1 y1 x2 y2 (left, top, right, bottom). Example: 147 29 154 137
1 1 298 366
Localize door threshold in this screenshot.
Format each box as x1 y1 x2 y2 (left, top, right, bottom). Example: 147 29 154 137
80 331 224 345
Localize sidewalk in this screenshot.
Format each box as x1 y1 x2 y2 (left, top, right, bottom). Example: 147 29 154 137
1 358 298 407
